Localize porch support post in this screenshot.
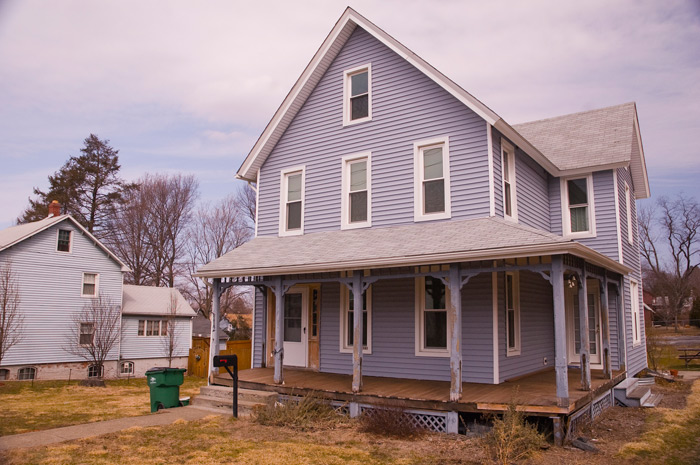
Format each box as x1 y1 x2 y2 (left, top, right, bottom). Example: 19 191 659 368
616 279 627 371
449 263 463 402
273 276 285 384
207 278 221 384
600 276 613 379
578 268 592 391
352 270 364 393
551 256 569 407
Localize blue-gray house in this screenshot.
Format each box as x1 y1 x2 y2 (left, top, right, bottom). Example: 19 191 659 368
197 8 649 436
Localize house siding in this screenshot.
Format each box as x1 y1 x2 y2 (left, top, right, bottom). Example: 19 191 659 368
256 27 490 237
618 167 646 375
0 221 123 366
498 271 555 381
253 288 265 368
608 282 621 370
120 316 191 360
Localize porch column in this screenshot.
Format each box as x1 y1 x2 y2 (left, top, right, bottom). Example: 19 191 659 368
352 270 363 393
273 276 285 384
616 279 627 371
208 278 221 384
600 276 613 379
448 263 463 402
551 256 569 407
577 268 592 391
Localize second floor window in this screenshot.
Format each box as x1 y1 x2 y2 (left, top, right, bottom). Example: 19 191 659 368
562 175 595 237
57 229 72 252
279 168 305 236
414 137 451 222
344 65 371 125
82 273 98 297
501 140 517 220
341 154 371 228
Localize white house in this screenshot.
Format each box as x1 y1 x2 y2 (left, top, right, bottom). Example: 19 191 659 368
0 204 196 380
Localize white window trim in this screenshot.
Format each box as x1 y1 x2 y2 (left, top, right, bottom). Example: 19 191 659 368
343 63 372 126
56 228 73 253
505 271 521 356
625 183 634 245
138 319 167 337
339 284 372 354
413 136 452 222
79 322 95 346
631 279 641 346
414 276 451 357
560 174 596 238
501 139 518 222
340 152 372 229
120 361 135 375
81 272 99 298
278 166 305 237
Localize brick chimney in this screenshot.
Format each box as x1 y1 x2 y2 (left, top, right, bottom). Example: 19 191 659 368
48 200 61 218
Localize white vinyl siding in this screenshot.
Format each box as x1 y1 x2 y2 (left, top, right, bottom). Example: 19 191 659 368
81 273 98 297
279 167 305 236
339 285 372 354
341 153 371 229
561 175 596 238
501 139 517 221
414 137 451 222
343 64 372 125
415 276 450 357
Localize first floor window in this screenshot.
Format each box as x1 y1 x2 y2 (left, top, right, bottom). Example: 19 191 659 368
416 276 449 355
120 361 134 375
18 367 36 380
340 284 371 353
631 280 641 345
139 319 166 336
82 273 98 297
505 272 521 355
88 364 103 378
80 322 95 345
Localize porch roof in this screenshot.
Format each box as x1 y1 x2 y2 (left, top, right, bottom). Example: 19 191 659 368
196 217 630 278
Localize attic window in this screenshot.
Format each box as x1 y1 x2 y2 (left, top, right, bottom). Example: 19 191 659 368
343 65 372 125
57 229 71 252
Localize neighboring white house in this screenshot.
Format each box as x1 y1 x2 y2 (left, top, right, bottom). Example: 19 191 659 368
0 205 196 381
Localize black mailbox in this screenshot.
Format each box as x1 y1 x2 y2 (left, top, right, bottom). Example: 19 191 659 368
212 354 239 418
213 355 238 367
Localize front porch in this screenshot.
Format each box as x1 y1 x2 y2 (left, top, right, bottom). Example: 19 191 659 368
215 366 626 416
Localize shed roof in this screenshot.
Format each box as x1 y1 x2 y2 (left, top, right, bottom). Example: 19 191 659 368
122 285 196 317
196 217 629 278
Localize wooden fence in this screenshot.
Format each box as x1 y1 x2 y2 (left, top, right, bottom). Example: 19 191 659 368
188 339 251 378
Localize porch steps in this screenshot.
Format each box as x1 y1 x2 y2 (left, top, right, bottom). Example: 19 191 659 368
613 377 662 408
190 385 277 417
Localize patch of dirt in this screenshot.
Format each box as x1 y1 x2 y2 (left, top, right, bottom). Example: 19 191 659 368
654 378 692 409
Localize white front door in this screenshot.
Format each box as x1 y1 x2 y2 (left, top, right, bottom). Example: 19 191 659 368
566 279 602 367
283 288 308 367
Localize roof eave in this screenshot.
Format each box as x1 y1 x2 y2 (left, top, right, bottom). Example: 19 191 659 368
631 104 651 199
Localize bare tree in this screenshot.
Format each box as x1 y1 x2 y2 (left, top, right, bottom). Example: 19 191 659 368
109 186 154 285
65 296 121 379
0 261 23 366
185 193 252 319
639 194 700 329
236 183 257 232
161 290 181 368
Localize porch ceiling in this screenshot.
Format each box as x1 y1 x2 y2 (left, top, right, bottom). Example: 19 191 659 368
195 217 630 278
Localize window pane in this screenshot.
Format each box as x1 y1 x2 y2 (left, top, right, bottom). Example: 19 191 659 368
284 294 302 343
161 320 168 336
425 311 447 348
504 183 512 216
508 310 515 349
423 179 445 214
567 178 588 205
588 294 597 355
287 174 302 201
138 320 144 336
506 274 514 309
350 161 367 191
502 154 510 182
350 191 367 223
423 147 443 180
58 230 71 252
351 95 368 120
570 206 589 232
425 277 446 310
287 201 302 230
351 71 368 96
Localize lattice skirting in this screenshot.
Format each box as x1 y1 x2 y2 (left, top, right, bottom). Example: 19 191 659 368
567 390 614 437
357 405 448 433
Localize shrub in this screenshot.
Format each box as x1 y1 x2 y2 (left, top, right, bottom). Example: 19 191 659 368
252 393 344 430
484 402 547 464
357 406 426 439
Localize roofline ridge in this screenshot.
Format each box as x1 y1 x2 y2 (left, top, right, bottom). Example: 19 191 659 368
513 101 637 127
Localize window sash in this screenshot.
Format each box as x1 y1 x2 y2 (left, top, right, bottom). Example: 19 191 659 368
80 323 94 345
565 177 592 234
57 230 71 252
348 159 368 223
505 272 520 353
82 273 97 296
420 144 447 215
346 290 369 348
283 171 303 232
120 362 134 375
418 277 448 352
348 70 369 121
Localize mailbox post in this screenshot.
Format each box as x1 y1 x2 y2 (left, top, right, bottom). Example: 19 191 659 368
213 354 239 418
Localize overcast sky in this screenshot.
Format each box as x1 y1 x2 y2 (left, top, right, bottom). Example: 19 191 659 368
0 0 698 229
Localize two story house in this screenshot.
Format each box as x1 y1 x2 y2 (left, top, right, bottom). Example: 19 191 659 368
0 203 196 380
197 8 649 437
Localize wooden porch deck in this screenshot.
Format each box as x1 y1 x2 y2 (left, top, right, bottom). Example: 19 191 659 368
214 367 625 416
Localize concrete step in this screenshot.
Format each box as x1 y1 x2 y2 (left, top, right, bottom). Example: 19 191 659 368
199 385 276 404
642 392 663 408
627 386 651 405
191 395 261 416
637 377 655 386
613 377 640 398
188 403 256 418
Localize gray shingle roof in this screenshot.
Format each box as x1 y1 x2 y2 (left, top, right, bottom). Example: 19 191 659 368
513 103 636 171
197 217 579 277
0 215 67 251
122 285 196 317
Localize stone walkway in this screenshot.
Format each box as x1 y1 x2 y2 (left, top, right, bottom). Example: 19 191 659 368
0 406 216 451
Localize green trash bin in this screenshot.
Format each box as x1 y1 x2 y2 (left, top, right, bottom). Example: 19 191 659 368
145 367 187 412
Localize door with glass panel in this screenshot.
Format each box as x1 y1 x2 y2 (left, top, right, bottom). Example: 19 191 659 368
566 279 602 367
282 288 308 367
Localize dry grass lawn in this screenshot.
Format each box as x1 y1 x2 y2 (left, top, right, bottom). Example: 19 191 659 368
0 376 206 436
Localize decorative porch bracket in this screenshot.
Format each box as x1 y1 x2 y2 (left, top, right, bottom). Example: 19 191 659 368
576 268 592 391
551 256 570 407
600 276 613 379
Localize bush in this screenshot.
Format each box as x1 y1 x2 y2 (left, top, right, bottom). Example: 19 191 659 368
252 393 344 430
357 406 426 439
484 402 547 464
